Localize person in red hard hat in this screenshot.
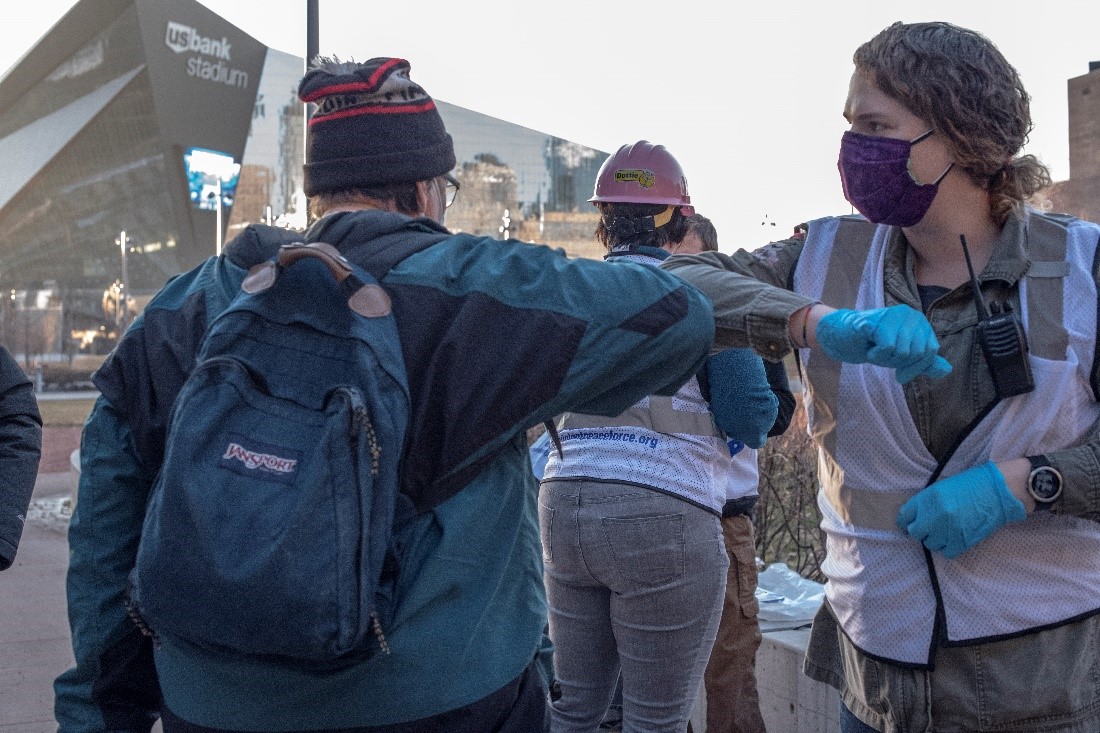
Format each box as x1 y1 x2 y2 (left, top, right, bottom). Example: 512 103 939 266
538 140 779 733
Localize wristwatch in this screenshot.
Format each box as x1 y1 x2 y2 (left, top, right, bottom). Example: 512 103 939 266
1027 455 1063 511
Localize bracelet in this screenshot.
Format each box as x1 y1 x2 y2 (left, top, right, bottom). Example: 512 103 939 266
797 306 812 349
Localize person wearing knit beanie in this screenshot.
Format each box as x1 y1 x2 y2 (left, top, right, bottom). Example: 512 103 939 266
57 53 727 733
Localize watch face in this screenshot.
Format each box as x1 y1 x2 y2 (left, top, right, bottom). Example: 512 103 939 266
1029 466 1062 502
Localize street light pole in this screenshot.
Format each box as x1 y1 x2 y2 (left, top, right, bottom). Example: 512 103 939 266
214 179 223 256
306 0 319 69
118 230 129 325
304 1 319 223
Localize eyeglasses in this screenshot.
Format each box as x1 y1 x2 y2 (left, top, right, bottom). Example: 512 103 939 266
442 173 460 209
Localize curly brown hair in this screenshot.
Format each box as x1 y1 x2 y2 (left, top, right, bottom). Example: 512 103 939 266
853 21 1051 225
594 202 692 251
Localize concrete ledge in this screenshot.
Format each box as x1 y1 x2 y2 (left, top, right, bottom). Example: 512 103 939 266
688 626 840 733
757 627 840 733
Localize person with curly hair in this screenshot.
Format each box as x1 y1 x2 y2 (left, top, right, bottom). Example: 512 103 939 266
664 21 1100 733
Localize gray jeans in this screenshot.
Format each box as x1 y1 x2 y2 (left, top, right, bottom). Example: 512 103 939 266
540 479 727 733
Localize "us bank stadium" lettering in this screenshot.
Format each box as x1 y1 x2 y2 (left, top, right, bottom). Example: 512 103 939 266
165 21 249 89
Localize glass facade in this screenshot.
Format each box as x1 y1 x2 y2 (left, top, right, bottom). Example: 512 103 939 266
227 49 307 236
0 0 607 373
440 102 605 256
0 5 174 357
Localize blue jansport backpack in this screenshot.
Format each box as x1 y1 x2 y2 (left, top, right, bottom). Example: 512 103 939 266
130 241 416 664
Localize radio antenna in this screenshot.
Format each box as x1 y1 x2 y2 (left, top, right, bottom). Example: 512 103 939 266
959 234 990 320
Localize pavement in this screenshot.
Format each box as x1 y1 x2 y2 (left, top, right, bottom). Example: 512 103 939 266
0 417 820 733
1 469 77 733
1 415 93 732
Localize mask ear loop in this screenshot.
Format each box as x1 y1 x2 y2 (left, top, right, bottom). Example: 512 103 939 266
906 129 954 186
909 129 935 145
906 160 954 187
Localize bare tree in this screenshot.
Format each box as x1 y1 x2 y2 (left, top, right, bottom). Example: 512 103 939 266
755 394 826 582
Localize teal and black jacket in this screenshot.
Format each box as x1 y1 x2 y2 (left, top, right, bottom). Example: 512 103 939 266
55 210 715 731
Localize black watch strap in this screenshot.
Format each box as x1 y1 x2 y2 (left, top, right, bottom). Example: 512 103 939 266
1027 455 1063 510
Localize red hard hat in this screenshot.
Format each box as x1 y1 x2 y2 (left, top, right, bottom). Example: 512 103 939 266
590 140 694 214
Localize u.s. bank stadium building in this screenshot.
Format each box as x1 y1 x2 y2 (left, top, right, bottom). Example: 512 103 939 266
0 0 608 372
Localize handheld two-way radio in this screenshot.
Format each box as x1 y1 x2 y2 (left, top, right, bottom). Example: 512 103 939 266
960 234 1034 398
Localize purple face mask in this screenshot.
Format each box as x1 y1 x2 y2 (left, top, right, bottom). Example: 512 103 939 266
838 130 952 227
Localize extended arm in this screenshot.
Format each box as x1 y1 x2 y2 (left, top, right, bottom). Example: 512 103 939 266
663 251 950 383
54 398 162 733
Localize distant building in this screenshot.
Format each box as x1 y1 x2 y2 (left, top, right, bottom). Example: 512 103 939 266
0 0 606 363
1047 61 1100 224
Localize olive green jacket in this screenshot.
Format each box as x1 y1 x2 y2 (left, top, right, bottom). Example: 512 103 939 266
663 210 1100 733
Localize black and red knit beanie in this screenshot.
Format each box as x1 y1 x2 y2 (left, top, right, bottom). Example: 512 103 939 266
298 57 456 196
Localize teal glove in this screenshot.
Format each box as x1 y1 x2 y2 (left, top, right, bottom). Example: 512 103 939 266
896 462 1027 559
705 348 778 449
817 305 952 383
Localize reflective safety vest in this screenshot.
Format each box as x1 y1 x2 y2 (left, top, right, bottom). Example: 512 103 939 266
541 251 732 513
794 212 1100 666
544 375 732 514
726 447 759 503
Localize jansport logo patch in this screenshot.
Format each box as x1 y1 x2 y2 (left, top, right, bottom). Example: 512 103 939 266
219 435 300 484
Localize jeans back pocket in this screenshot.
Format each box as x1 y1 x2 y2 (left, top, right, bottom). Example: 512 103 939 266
602 513 685 588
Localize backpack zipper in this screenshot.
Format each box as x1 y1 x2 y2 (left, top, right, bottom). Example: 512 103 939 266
371 611 391 655
344 388 380 478
344 387 388 655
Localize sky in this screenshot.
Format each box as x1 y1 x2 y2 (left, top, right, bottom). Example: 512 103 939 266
2 1 1099 251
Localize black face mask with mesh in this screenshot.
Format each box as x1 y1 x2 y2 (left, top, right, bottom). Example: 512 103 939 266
606 214 659 242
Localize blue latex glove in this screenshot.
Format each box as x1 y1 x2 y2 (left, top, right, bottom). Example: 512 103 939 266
896 462 1027 559
817 305 952 384
705 348 778 449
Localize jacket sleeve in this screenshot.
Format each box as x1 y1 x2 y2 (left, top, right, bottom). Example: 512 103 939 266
702 348 777 449
54 398 162 733
661 241 812 361
765 357 796 438
1053 228 1100 521
393 238 719 502
0 345 41 570
504 244 718 420
55 255 248 733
